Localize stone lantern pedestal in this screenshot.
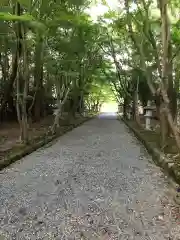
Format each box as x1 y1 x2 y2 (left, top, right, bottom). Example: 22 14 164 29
144 101 156 130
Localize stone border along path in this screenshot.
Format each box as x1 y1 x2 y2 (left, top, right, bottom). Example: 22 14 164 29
0 116 91 171
0 113 179 239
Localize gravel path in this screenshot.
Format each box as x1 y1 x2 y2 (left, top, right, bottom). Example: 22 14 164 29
0 113 179 240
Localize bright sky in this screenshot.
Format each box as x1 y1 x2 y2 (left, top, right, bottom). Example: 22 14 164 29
86 0 119 20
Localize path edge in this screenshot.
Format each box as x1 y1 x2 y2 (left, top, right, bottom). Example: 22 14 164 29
0 116 94 171
121 117 180 187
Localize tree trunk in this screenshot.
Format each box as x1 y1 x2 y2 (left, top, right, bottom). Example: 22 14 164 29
123 97 128 119
52 85 71 134
166 43 177 127
21 24 29 143
132 79 140 124
159 0 180 151
69 90 79 118
34 37 44 121
0 39 9 84
174 68 179 123
51 102 62 134
160 101 169 149
14 3 29 143
78 92 84 115
0 53 18 120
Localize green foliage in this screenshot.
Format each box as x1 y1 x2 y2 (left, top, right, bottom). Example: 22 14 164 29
0 12 33 21
85 78 115 112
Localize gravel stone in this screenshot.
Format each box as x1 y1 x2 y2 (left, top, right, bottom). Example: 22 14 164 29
0 113 179 239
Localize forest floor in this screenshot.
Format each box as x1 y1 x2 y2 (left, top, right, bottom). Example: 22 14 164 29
0 116 54 152
0 113 88 168
137 115 179 154
0 113 179 239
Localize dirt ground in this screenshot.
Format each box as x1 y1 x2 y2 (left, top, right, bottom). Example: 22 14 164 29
0 116 54 152
0 113 84 159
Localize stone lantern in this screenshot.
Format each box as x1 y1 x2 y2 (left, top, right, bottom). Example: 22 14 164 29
144 101 156 130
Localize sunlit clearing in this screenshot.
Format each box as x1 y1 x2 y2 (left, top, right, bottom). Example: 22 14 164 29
100 101 118 113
